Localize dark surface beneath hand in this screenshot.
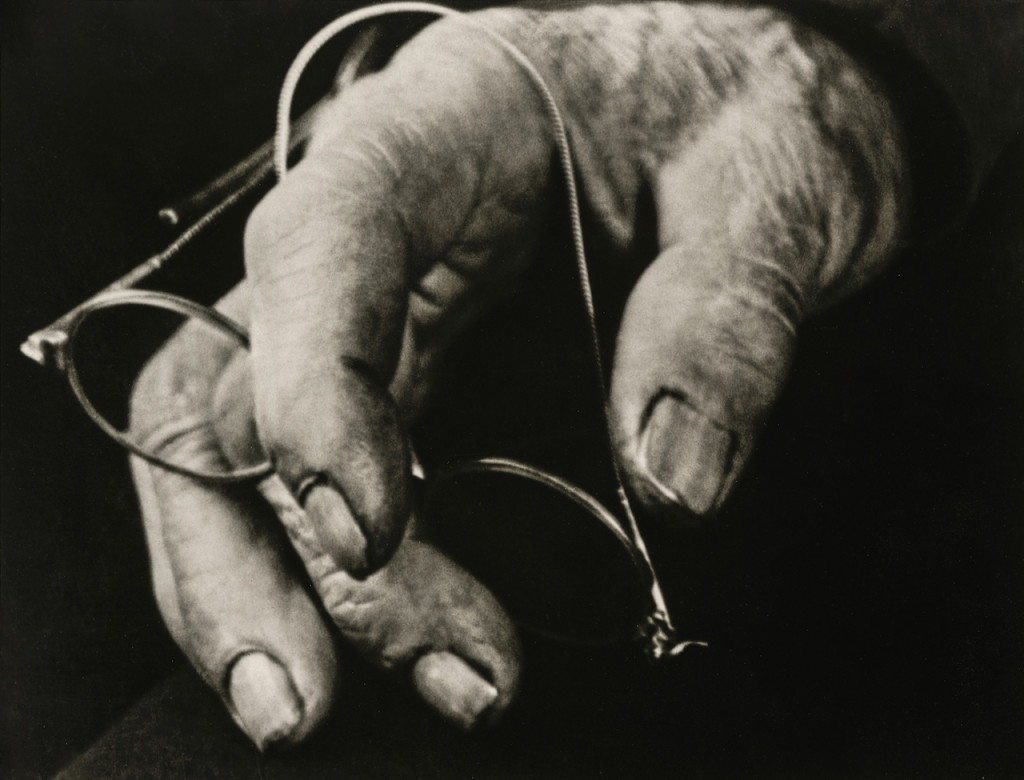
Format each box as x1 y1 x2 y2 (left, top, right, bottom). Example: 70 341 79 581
3 3 1022 779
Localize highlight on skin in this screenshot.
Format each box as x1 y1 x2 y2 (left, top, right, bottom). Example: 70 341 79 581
124 2 905 748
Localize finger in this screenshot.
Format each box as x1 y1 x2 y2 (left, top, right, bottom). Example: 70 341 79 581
134 460 336 750
211 352 521 731
257 476 521 732
244 24 552 577
612 242 797 519
612 62 904 520
130 301 336 751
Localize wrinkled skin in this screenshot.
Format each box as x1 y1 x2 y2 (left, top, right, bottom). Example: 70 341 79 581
129 3 905 750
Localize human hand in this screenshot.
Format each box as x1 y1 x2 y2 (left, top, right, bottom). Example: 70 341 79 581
128 3 906 750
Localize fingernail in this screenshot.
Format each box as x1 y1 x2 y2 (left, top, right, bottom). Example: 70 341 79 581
413 652 498 731
640 395 736 515
304 484 370 577
228 652 303 752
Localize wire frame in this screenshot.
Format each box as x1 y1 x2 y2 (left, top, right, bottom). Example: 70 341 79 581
63 289 275 483
422 457 656 644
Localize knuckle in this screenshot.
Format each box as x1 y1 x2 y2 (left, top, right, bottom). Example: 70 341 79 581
128 324 238 460
243 172 338 276
243 186 296 278
243 166 367 285
249 389 305 475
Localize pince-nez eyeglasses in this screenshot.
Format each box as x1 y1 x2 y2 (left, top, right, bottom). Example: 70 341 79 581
21 2 707 658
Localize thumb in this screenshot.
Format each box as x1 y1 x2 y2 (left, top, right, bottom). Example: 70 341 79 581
611 242 798 519
611 72 904 520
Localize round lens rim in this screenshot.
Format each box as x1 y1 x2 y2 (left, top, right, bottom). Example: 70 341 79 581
65 289 273 483
423 457 654 645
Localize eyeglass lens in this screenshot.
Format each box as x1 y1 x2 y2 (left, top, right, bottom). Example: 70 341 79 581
422 465 653 645
68 301 264 476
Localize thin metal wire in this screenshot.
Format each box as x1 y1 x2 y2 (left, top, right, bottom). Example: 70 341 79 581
20 170 270 370
274 3 693 657
158 27 380 228
62 289 273 483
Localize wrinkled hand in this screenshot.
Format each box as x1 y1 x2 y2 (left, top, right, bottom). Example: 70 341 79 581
129 4 905 750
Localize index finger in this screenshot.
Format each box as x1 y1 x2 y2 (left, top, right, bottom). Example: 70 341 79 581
244 18 552 575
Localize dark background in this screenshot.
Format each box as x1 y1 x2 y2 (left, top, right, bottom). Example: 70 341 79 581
3 2 1022 778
